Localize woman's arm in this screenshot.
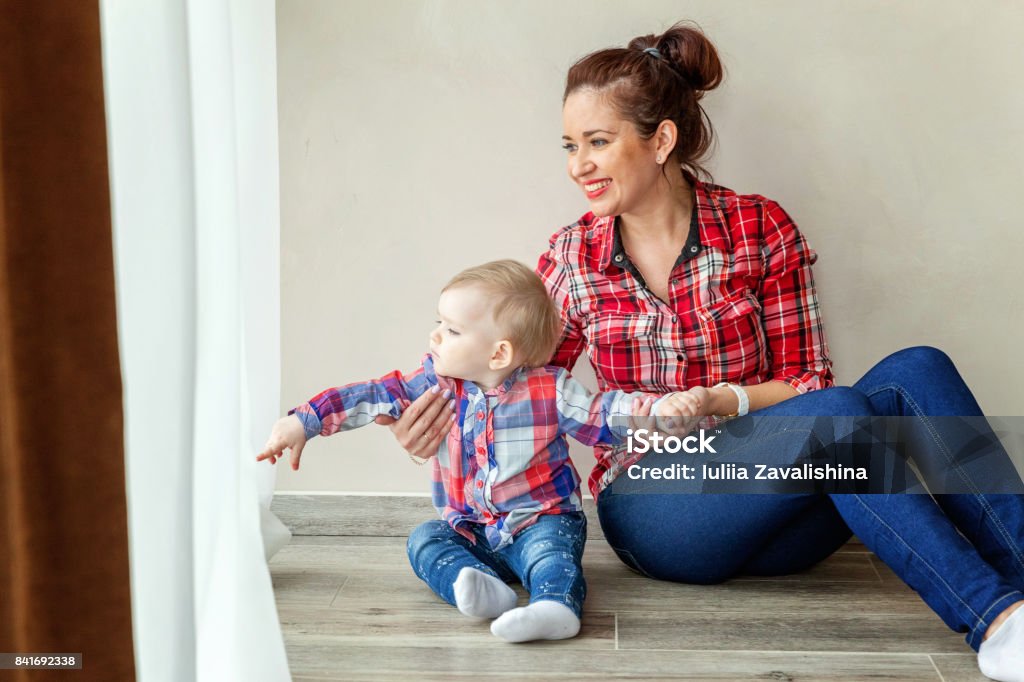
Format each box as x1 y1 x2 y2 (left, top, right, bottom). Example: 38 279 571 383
699 200 830 417
753 201 833 396
705 380 797 416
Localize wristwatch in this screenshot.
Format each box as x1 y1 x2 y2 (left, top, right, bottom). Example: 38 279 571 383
713 382 749 418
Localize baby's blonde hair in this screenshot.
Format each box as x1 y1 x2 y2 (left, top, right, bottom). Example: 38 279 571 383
443 260 562 368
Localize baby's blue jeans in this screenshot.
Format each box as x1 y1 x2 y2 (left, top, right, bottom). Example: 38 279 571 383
407 511 587 618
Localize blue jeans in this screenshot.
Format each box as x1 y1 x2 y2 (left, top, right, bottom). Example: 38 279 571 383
598 346 1024 651
406 511 587 617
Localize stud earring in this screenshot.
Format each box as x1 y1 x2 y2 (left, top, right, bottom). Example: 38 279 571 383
656 155 663 164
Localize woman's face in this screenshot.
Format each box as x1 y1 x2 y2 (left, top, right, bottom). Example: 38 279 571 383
562 89 662 217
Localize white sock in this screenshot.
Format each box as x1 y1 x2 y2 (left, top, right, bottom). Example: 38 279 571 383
453 567 517 619
979 605 1024 681
489 600 581 643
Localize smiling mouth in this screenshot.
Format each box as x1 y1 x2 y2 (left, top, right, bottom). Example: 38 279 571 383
584 179 611 198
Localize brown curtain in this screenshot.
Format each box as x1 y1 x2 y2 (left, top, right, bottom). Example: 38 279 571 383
0 1 135 679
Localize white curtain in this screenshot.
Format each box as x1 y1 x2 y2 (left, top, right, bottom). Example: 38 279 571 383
100 1 291 680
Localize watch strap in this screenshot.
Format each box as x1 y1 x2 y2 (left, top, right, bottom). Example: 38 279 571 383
713 382 749 418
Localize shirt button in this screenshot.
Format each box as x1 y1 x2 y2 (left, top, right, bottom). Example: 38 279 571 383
671 315 678 322
676 353 685 362
671 278 679 285
476 411 484 420
476 446 485 455
476 480 484 489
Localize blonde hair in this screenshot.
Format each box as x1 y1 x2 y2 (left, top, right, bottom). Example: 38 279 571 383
442 260 562 368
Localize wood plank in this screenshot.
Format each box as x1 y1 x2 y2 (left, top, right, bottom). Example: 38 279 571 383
276 605 614 650
732 553 879 583
928 653 988 682
284 644 942 680
585 566 923 615
273 535 875 582
332 571 530 608
270 539 915 616
321 566 905 616
271 493 864 550
616 610 967 654
584 536 874 580
270 569 347 607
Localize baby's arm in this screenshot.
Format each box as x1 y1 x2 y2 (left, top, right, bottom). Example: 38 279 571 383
554 369 663 446
290 366 433 440
257 362 436 470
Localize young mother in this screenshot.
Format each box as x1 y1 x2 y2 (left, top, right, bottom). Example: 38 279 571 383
380 22 1024 681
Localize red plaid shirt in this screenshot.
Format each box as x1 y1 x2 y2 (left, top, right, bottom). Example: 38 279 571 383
537 176 834 497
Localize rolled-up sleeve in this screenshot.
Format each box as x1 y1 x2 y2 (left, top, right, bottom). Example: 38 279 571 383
757 201 834 393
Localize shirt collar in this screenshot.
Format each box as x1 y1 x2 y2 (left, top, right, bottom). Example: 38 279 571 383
494 366 527 396
596 172 733 272
461 366 527 398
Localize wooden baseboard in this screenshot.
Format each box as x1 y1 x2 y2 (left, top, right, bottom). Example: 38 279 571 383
271 493 600 537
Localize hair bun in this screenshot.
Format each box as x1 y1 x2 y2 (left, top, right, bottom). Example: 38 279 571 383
648 21 723 97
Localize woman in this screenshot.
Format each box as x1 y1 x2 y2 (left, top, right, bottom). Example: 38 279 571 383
379 22 1024 680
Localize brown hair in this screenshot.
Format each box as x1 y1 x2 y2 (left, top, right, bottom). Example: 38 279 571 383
442 260 562 368
563 21 724 181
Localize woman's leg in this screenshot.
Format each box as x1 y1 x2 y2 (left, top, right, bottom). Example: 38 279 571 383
830 345 1024 652
406 519 518 617
851 345 1024 585
599 490 849 583
827 492 1023 651
599 368 1024 652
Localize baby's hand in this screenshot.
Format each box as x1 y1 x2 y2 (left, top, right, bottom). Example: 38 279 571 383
256 415 308 471
627 395 657 434
653 387 711 434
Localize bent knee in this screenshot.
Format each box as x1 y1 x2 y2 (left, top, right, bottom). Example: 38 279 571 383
888 345 955 373
812 386 876 417
406 519 452 559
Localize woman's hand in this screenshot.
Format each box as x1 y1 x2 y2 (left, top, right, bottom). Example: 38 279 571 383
256 415 308 470
374 386 456 460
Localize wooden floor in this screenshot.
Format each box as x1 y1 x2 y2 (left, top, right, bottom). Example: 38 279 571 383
270 521 989 681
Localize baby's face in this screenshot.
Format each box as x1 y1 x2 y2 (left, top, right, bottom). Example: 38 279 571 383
429 285 506 382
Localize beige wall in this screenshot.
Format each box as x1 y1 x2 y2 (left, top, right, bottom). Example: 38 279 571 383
276 0 1024 493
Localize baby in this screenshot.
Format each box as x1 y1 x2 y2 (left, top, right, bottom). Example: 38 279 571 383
258 260 694 643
